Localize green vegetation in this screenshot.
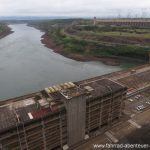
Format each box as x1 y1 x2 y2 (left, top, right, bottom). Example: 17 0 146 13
29 19 150 61
120 63 140 70
0 23 8 33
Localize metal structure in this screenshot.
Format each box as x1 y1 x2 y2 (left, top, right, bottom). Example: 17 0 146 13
93 16 97 26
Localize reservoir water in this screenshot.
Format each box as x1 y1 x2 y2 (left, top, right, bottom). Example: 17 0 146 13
0 24 121 100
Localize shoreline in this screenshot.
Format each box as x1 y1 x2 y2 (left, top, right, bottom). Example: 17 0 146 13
41 33 145 66
0 26 13 39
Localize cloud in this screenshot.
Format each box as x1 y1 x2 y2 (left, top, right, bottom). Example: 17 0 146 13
0 0 150 17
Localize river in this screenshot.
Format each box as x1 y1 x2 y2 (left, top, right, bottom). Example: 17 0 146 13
0 24 121 100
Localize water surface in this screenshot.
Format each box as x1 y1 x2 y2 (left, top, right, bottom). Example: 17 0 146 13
0 24 121 100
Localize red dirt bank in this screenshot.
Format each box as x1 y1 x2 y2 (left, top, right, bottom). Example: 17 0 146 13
0 26 13 39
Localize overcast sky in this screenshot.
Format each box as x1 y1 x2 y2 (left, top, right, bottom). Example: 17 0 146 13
0 0 150 17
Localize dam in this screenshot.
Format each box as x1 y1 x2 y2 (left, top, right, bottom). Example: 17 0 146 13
97 19 150 28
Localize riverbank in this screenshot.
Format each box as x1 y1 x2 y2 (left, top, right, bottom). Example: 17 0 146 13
41 33 145 66
0 26 13 39
1 24 123 100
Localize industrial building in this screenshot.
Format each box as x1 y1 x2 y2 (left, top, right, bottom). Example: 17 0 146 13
96 19 150 28
0 78 127 150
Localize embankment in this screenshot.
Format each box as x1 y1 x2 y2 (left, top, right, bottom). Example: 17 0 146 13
0 26 13 39
41 33 145 66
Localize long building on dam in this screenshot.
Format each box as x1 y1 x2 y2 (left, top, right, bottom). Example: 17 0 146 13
0 64 150 150
96 19 150 28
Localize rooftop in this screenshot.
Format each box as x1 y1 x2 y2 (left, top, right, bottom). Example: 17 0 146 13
81 78 127 98
0 94 63 133
60 86 85 100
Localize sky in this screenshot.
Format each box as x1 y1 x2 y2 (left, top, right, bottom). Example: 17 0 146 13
0 0 150 17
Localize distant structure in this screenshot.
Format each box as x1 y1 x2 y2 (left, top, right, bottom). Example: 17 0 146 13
96 19 150 28
93 16 97 26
